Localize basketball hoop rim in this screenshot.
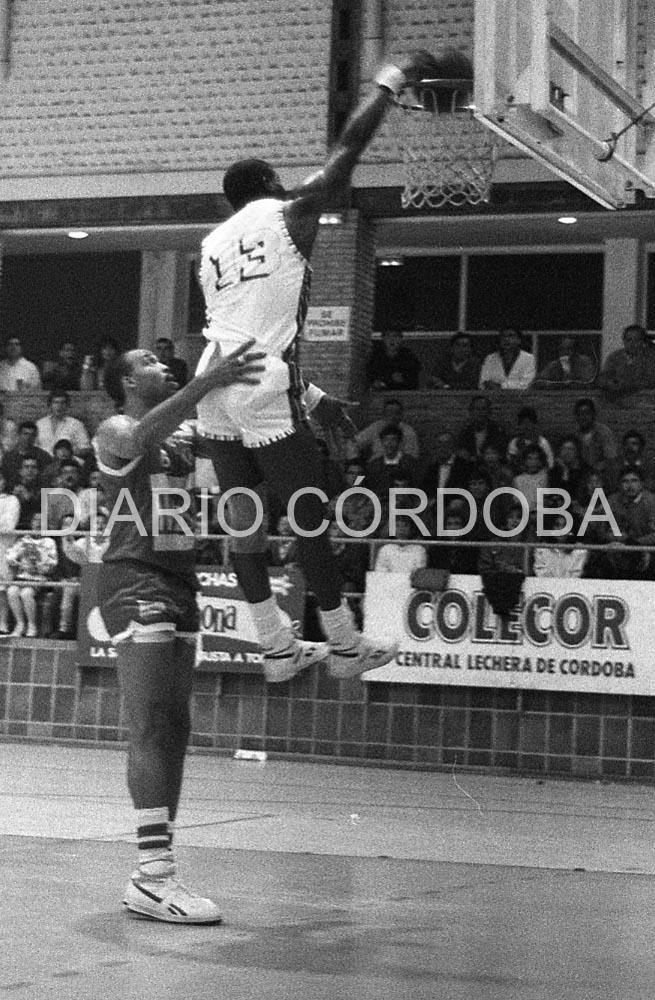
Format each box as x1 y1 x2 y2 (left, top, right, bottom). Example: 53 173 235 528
416 77 473 89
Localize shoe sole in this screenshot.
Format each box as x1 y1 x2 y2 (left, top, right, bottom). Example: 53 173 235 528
123 901 222 924
263 643 329 683
327 641 399 679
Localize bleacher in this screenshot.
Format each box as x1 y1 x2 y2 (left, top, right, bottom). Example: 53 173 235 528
358 389 655 464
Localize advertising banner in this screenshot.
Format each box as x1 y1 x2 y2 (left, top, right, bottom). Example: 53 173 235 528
363 572 651 695
77 564 306 670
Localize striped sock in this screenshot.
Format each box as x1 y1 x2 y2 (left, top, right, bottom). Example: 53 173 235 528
136 807 173 876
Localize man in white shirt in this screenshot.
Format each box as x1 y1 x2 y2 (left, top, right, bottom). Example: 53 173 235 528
0 338 42 392
36 392 91 455
479 329 536 390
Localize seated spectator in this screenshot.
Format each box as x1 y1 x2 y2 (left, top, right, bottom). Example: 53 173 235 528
155 337 188 388
533 334 597 388
478 500 532 580
0 473 20 634
425 502 480 576
268 514 298 567
534 513 588 578
13 457 43 530
602 465 655 579
619 429 653 489
421 431 470 502
578 470 614 578
79 337 121 392
364 424 419 501
77 468 107 529
574 468 610 528
50 513 81 639
479 328 536 390
3 422 51 491
374 515 427 574
573 397 619 489
548 436 591 509
42 439 85 487
456 394 507 463
348 397 419 462
0 401 18 455
459 464 493 545
513 444 549 514
481 442 514 491
43 459 83 531
597 324 655 399
427 331 480 389
62 508 110 566
42 341 82 392
367 330 421 391
36 392 91 456
0 337 42 392
6 513 57 637
506 406 554 472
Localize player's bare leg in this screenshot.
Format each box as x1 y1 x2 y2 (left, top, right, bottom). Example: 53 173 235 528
117 634 221 924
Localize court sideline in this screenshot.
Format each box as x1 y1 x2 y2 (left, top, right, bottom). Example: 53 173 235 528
1 741 654 999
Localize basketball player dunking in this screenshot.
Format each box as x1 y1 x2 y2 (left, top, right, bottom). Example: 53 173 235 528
196 50 438 683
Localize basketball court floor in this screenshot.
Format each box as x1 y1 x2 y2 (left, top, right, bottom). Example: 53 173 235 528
1 741 654 999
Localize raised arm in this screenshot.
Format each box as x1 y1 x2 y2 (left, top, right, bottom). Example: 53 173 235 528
96 341 265 462
284 50 438 257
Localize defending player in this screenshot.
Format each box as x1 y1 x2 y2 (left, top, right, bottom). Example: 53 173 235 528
196 50 438 682
95 340 264 924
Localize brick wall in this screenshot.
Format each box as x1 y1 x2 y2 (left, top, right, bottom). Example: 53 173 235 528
0 0 332 179
301 211 376 398
1 390 114 434
2 638 655 781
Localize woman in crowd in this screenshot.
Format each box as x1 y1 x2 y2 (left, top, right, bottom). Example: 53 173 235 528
6 512 58 637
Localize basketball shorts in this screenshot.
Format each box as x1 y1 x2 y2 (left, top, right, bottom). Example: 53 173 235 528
195 342 304 448
97 562 199 642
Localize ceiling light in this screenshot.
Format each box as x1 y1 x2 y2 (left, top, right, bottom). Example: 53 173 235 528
557 216 577 225
67 230 89 239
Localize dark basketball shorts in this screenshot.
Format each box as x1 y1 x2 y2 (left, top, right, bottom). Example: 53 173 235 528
97 561 199 642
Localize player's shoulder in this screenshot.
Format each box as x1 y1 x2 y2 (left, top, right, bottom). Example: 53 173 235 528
95 414 139 461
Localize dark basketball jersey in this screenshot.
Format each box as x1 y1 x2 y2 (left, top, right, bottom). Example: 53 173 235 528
95 428 197 586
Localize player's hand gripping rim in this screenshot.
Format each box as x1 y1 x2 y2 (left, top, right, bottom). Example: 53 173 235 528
212 339 266 387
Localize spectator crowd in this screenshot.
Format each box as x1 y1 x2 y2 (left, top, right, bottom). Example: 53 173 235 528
1 326 655 639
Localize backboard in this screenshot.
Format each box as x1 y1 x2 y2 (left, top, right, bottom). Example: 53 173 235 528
474 0 655 208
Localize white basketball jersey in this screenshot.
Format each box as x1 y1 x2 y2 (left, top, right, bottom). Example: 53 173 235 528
200 198 312 359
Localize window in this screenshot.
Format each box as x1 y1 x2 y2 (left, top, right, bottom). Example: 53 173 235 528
374 256 461 331
466 253 603 330
0 252 141 362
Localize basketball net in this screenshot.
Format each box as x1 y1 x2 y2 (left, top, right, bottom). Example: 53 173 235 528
395 84 496 209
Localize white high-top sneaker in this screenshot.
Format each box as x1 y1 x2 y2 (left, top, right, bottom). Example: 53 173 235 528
328 635 399 679
123 860 222 924
263 633 329 683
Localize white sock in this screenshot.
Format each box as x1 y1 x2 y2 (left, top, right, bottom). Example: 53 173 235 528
250 597 289 651
319 601 359 651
